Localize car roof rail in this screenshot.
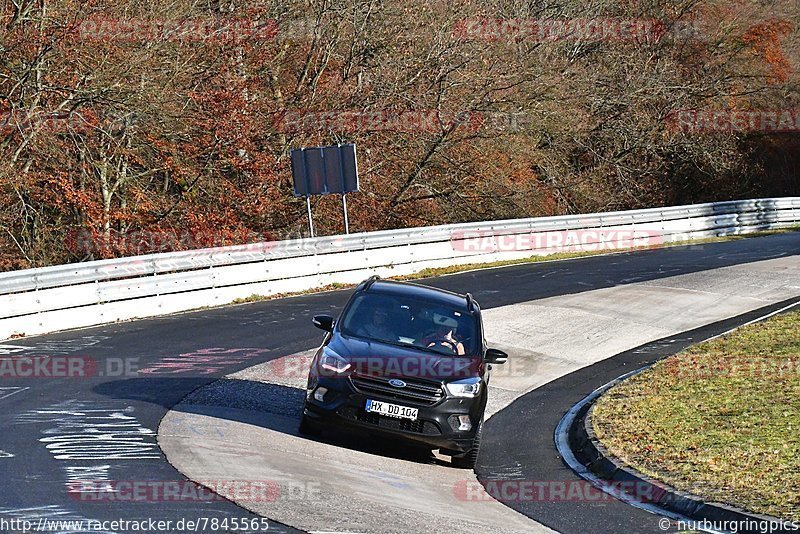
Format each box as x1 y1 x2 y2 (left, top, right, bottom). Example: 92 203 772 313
363 274 380 291
466 292 475 312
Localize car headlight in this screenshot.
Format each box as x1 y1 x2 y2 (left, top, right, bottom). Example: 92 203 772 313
445 377 482 398
319 353 352 374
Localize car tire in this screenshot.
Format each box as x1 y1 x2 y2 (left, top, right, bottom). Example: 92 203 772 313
298 412 322 437
451 421 482 470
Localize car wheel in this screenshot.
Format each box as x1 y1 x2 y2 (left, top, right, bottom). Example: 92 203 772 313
451 421 482 470
298 412 322 437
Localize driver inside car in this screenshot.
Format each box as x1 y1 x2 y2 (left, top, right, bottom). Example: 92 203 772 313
419 312 465 355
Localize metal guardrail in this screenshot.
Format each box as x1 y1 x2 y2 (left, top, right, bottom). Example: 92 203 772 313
0 197 797 340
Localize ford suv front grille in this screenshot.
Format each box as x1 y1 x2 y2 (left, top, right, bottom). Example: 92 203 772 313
350 374 444 406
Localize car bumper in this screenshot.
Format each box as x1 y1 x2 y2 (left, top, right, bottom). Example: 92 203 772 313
303 376 484 453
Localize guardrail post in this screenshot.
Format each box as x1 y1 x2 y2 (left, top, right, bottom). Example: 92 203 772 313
208 254 216 302
33 274 41 322
152 259 158 296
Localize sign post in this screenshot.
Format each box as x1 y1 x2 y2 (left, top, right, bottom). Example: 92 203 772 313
291 143 359 237
342 193 349 234
305 196 315 237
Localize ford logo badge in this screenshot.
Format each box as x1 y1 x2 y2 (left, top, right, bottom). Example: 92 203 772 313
388 379 406 388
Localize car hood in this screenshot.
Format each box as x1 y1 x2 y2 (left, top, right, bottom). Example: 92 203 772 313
327 334 482 381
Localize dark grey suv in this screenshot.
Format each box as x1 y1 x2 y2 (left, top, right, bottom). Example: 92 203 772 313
299 276 508 469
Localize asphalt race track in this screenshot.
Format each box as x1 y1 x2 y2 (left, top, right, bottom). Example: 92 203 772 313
1 232 798 534
482 297 800 534
159 234 800 532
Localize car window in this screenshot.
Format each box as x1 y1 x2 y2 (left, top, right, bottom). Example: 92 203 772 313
340 292 477 356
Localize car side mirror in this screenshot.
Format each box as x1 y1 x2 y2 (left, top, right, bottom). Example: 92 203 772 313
484 348 508 364
312 314 334 332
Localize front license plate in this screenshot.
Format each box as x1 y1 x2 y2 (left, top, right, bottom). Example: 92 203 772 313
365 399 418 420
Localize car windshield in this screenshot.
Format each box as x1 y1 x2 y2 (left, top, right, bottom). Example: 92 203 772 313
339 292 478 356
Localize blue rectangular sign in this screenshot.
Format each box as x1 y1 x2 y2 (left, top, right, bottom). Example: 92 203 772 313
291 143 359 197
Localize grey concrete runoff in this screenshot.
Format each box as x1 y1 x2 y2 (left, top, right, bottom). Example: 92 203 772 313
159 253 800 533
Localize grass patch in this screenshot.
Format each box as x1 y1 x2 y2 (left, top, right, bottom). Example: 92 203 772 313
592 309 800 520
229 283 352 304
